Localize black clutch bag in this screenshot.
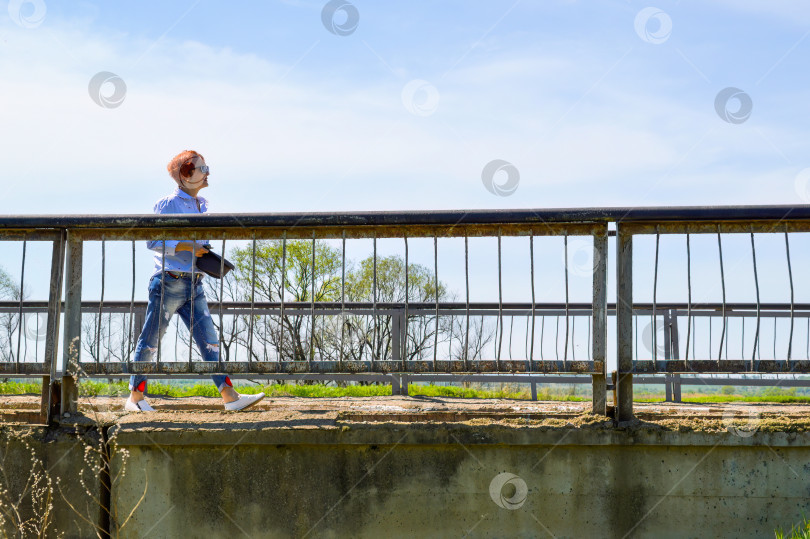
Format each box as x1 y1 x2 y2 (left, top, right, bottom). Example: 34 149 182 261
195 245 235 278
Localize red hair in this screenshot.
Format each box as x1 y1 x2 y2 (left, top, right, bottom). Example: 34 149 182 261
167 150 205 183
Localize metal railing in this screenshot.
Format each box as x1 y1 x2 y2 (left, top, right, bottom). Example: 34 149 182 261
0 206 808 422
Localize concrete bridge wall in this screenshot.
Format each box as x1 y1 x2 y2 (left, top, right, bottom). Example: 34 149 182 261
2 424 809 538
108 426 810 539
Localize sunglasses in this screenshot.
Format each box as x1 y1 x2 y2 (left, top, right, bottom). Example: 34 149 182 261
196 165 210 174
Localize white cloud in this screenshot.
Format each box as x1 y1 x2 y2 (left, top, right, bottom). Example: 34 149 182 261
0 18 804 216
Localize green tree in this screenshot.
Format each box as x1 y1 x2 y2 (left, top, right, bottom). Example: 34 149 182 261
343 254 449 362
230 239 342 361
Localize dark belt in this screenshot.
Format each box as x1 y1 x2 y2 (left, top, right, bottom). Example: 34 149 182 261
165 271 204 281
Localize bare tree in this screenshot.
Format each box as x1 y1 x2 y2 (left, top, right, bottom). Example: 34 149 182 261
0 266 25 363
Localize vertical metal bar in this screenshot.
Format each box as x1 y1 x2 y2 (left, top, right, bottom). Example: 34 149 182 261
404 235 409 369
785 227 795 362
128 241 135 364
508 315 514 359
524 315 530 362
540 315 545 361
572 315 576 361
448 313 453 361
685 228 692 365
219 237 225 364
529 232 535 370
555 316 559 361
750 228 760 368
96 237 104 363
433 235 439 369
107 311 112 363
474 316 483 360
563 232 569 362
653 226 660 361
189 233 196 367
616 224 634 421
280 231 287 359
717 227 726 366
372 233 378 363
340 230 346 366
310 231 315 364
249 233 256 362
591 226 608 415
692 316 696 360
156 240 166 367
496 229 503 368
61 232 82 415
587 317 591 361
773 317 777 360
464 235 470 371
392 310 402 367
15 236 27 370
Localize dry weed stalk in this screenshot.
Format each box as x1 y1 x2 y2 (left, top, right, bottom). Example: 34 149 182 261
0 430 59 538
57 337 148 537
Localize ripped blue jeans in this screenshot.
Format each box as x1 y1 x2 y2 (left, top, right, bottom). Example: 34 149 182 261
129 273 231 394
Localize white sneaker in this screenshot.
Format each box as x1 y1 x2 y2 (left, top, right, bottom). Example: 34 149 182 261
124 397 155 412
224 392 265 411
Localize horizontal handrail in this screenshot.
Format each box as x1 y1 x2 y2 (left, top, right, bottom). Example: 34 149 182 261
1 204 810 229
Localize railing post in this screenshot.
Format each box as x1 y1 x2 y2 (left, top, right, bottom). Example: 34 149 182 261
663 310 672 402
60 232 82 417
616 224 634 421
673 373 682 402
669 309 682 402
43 231 66 424
591 224 608 415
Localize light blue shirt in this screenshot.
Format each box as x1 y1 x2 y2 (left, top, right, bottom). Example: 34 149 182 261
147 187 210 277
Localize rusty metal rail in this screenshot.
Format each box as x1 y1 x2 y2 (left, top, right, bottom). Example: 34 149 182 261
0 205 808 422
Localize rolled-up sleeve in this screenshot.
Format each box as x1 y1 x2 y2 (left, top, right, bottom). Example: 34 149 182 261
146 239 180 256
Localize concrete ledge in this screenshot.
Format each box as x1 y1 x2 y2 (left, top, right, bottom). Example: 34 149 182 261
108 413 810 448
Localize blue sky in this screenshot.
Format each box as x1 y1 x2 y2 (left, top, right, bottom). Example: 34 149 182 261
2 1 810 363
2 0 809 215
